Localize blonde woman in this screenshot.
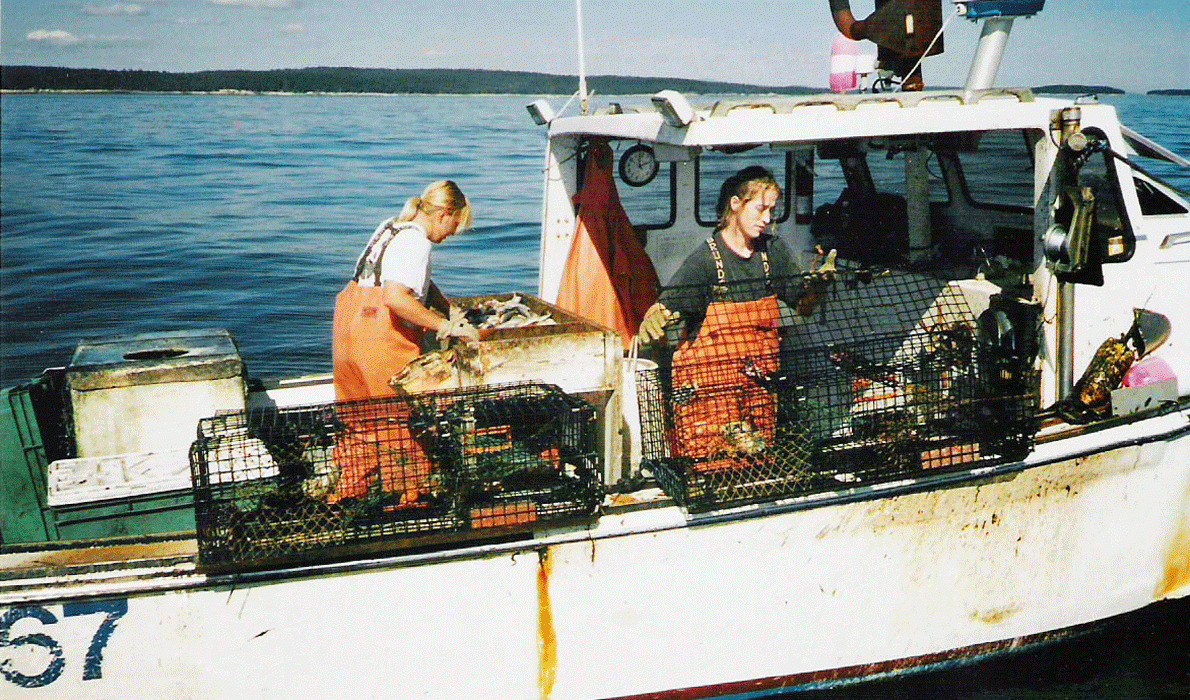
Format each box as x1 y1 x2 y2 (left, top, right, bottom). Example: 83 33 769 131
332 180 478 400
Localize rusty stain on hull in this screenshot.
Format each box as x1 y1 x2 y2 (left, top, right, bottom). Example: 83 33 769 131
538 547 557 700
972 604 1021 624
1157 488 1190 600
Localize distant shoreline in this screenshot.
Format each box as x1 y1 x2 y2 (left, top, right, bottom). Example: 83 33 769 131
2 66 1181 96
0 65 820 97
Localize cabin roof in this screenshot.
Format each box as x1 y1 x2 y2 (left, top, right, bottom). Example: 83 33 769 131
547 87 1100 149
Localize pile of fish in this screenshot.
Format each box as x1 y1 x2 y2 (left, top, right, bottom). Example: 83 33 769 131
463 294 556 330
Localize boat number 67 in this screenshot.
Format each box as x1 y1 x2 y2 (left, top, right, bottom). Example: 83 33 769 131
1 600 128 688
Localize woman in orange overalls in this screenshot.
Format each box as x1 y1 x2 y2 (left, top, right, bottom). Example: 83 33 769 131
331 180 479 502
333 180 477 401
638 167 829 465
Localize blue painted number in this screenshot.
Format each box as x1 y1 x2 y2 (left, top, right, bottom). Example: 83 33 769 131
0 599 128 688
64 600 128 681
0 607 64 688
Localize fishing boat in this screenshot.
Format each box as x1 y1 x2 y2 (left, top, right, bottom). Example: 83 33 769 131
2 1 1188 698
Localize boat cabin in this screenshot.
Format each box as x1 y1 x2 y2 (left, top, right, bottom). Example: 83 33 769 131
537 87 1190 417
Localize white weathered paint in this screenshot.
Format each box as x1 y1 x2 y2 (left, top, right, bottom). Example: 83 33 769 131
3 409 1187 699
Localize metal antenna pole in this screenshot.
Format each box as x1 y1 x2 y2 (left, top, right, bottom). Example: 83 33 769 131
575 0 589 114
964 16 1015 98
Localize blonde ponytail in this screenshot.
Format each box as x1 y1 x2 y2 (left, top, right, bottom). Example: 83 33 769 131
395 181 472 231
397 196 422 222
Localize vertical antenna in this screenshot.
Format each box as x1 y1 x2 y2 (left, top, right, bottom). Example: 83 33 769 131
964 16 1014 97
575 0 589 114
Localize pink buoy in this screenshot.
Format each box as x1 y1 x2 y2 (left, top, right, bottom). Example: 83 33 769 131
1123 354 1177 387
830 33 859 93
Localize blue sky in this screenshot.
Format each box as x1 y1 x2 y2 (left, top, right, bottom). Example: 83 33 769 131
2 1 1187 93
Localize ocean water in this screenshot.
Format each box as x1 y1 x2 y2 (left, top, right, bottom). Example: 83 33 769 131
1 91 1188 695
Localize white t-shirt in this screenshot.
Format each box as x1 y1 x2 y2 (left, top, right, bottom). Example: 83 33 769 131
354 218 432 301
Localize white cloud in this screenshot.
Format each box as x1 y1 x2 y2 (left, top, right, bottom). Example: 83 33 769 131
208 0 301 8
25 29 144 48
26 29 81 46
83 4 148 15
282 24 305 34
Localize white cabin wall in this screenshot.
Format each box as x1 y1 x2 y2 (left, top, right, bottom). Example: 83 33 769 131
1065 113 1190 399
538 135 581 304
1033 127 1063 407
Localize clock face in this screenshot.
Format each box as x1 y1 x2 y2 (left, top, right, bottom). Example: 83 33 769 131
619 144 659 187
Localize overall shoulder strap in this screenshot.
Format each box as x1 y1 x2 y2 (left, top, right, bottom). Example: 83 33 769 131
353 221 416 285
707 235 773 295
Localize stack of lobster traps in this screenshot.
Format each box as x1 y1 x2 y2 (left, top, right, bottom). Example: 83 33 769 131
189 382 601 570
639 270 1039 513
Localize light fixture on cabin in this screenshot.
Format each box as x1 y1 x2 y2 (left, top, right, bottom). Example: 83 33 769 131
651 90 695 128
526 99 556 126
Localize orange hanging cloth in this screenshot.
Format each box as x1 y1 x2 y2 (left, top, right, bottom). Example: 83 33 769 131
555 140 660 348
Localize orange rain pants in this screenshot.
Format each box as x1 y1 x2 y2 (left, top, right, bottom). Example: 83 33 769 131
330 280 432 504
670 296 781 469
332 280 423 401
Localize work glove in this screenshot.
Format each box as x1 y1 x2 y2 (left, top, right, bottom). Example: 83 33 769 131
436 308 480 348
796 248 837 317
638 302 680 344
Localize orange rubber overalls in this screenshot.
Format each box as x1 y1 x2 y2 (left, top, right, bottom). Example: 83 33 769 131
670 237 781 471
330 221 433 504
332 221 425 401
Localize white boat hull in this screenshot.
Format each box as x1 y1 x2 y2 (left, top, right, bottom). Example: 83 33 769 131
4 409 1187 699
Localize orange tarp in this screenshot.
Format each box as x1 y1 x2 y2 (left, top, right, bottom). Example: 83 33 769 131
555 140 659 348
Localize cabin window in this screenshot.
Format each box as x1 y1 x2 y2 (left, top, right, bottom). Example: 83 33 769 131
1134 177 1189 216
802 131 1042 271
942 130 1037 211
614 144 676 229
806 138 924 267
695 148 792 226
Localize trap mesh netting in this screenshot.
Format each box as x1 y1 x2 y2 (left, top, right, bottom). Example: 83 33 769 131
190 382 601 569
639 270 1038 512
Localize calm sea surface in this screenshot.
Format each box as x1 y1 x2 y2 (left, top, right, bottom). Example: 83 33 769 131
2 92 1188 695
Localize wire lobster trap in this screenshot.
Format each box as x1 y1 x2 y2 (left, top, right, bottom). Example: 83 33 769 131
640 277 815 512
794 332 1036 481
640 269 1039 512
190 382 601 569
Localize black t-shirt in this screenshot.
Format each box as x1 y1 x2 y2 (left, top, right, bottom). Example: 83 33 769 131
660 231 805 321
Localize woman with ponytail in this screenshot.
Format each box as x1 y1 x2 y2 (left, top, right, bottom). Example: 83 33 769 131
332 180 478 400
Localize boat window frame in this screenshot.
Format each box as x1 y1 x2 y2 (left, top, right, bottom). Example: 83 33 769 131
635 162 679 231
936 129 1039 217
598 138 678 231
693 149 794 227
1134 176 1190 216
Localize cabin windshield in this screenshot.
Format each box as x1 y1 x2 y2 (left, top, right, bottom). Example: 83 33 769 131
610 128 1046 283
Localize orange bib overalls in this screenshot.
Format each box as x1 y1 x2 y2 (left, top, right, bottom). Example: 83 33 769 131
330 221 433 504
332 222 425 402
670 238 781 470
